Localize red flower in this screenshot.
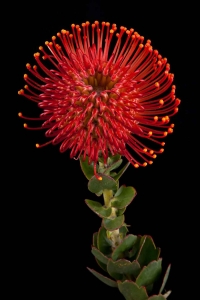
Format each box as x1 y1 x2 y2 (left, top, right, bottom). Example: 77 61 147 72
18 21 180 178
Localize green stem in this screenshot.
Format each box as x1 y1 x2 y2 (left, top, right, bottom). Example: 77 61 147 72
103 189 113 208
103 189 122 248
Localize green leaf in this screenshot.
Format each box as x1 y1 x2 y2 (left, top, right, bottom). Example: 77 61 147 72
108 154 121 165
87 268 117 287
103 215 125 231
91 247 109 265
129 236 142 260
95 258 108 272
97 226 112 255
107 259 141 280
111 186 137 209
112 235 138 261
118 281 148 300
93 232 98 247
92 239 108 271
159 264 171 294
136 259 162 287
120 226 129 238
112 162 130 181
136 236 160 267
110 172 117 176
148 295 166 300
117 207 126 216
146 283 154 294
88 174 118 194
80 156 94 179
104 159 123 175
85 199 112 218
95 190 103 196
114 185 124 196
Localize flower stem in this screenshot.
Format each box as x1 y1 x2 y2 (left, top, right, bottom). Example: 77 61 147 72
103 189 113 208
103 189 122 248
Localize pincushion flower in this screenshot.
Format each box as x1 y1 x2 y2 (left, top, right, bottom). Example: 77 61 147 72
18 21 180 178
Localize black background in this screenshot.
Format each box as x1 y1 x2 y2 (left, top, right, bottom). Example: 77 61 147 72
11 0 197 299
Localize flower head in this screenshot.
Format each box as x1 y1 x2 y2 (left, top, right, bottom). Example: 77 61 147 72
18 21 180 177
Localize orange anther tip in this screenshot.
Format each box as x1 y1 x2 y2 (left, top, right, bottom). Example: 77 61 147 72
159 99 164 105
162 117 166 122
61 29 66 34
24 85 28 89
168 128 173 133
18 89 24 95
134 164 139 168
71 24 75 27
36 144 40 148
160 148 164 153
52 36 56 40
143 162 147 167
155 82 160 87
106 22 110 26
149 161 153 165
154 116 158 121
153 154 157 159
45 41 49 45
163 132 168 136
98 176 103 181
143 148 148 152
175 108 179 112
23 123 27 128
39 46 43 50
148 131 153 136
18 112 22 117
24 74 28 78
26 63 31 69
171 124 175 128
150 150 154 155
110 29 114 34
139 44 144 48
161 142 165 146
